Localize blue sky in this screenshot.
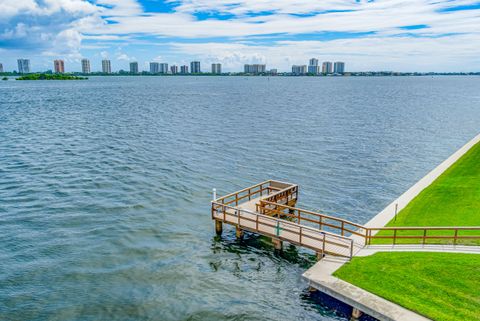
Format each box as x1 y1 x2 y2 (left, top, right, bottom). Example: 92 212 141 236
1 0 480 72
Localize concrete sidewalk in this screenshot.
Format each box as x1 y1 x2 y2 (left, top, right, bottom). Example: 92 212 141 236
357 244 480 256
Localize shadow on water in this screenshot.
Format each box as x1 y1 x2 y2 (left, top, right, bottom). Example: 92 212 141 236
303 290 379 321
210 231 379 321
211 231 317 268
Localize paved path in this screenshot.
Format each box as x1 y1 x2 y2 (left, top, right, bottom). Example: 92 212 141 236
357 244 480 256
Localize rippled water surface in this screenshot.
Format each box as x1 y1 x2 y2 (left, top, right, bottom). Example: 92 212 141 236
1 76 480 321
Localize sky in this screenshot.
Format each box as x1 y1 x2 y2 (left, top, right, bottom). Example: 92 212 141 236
1 0 480 72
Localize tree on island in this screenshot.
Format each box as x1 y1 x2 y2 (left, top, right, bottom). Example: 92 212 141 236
16 73 87 80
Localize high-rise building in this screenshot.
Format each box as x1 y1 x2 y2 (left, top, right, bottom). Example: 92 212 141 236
17 59 30 74
150 62 159 74
309 58 319 66
130 62 139 74
190 61 201 73
102 59 112 74
308 58 320 74
180 65 189 74
170 65 178 74
0 63 3 73
244 64 266 74
81 59 91 74
292 65 307 75
54 60 65 73
308 65 320 74
322 61 333 74
211 63 221 74
334 62 345 74
159 63 169 74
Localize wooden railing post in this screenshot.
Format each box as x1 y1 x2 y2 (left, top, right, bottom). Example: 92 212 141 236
256 214 259 231
423 229 427 245
322 233 326 257
341 221 345 236
393 229 397 245
454 229 458 245
350 239 354 259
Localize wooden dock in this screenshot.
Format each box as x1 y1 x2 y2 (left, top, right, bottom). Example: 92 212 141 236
211 180 480 259
211 180 362 259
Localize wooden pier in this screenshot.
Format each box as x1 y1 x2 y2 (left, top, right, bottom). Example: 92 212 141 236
211 180 361 259
211 180 480 260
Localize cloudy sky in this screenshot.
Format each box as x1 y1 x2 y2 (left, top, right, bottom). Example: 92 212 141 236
1 0 480 72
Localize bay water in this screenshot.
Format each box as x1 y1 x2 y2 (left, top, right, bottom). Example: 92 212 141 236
1 76 479 320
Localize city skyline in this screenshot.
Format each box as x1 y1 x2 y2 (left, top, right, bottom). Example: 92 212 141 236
1 1 479 72
1 57 346 75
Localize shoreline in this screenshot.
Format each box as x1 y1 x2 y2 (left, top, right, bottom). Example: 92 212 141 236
2 73 480 78
303 133 480 321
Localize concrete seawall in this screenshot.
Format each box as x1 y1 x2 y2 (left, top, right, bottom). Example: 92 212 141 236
364 132 480 232
304 132 480 321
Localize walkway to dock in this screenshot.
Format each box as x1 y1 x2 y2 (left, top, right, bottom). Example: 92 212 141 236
357 243 480 256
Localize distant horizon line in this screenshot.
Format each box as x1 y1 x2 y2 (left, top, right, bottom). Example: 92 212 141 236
2 71 480 76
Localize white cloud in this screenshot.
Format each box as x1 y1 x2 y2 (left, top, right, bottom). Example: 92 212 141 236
116 51 136 61
1 0 480 70
0 0 98 18
75 0 480 40
168 33 480 72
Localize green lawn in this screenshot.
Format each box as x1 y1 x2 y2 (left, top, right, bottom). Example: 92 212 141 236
374 141 480 244
334 252 480 321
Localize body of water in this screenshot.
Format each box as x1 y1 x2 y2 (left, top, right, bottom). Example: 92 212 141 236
1 76 479 320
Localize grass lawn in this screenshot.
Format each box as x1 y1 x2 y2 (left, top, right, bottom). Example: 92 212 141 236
374 141 480 244
333 252 480 321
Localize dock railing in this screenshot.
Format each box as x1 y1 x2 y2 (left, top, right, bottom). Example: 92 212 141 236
211 202 355 259
213 180 282 207
256 201 480 246
213 180 298 208
212 180 480 251
365 226 480 245
257 201 367 239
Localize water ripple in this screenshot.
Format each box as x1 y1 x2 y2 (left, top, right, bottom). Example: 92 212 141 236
1 76 480 321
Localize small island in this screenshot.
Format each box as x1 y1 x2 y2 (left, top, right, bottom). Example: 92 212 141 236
16 74 88 80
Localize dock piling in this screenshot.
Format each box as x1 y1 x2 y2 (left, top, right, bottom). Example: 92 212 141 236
235 227 244 239
351 308 363 320
215 220 223 235
272 238 283 251
316 251 325 261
